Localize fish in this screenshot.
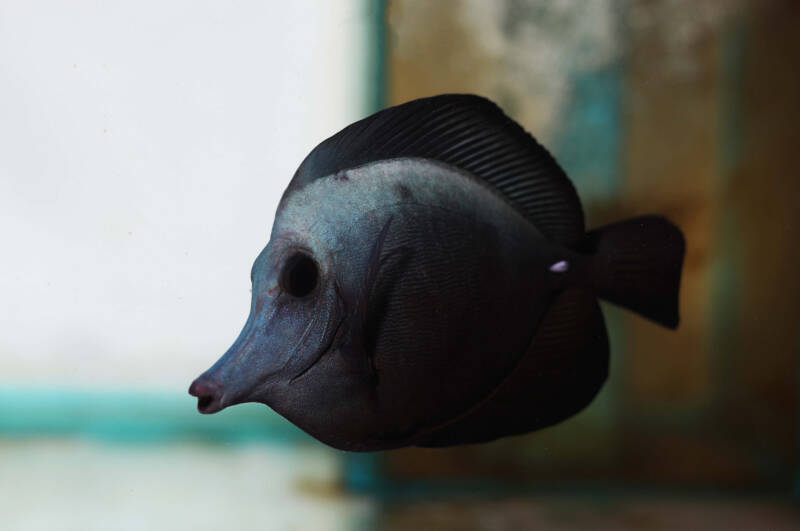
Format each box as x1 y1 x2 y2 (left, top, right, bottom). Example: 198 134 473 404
188 94 685 451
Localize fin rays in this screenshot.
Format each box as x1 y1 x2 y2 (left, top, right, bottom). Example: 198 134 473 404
288 94 585 247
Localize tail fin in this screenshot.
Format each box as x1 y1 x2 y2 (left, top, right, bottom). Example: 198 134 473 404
585 215 685 329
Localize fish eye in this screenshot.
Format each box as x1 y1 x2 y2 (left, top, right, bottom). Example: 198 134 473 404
280 252 318 298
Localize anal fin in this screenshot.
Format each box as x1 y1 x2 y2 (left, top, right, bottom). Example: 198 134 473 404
417 288 609 447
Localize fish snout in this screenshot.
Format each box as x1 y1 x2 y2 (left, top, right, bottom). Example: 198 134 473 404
188 377 225 414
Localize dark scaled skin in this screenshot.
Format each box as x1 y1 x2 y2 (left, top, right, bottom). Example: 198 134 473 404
189 159 585 451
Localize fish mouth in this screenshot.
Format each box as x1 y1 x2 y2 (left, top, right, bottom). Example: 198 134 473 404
188 378 226 414
196 395 223 414
188 294 345 417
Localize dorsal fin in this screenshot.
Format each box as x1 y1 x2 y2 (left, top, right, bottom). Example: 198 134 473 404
286 94 585 247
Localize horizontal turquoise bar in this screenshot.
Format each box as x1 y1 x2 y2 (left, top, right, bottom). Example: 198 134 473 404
0 386 314 444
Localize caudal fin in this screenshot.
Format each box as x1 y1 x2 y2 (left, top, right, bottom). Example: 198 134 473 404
585 215 685 329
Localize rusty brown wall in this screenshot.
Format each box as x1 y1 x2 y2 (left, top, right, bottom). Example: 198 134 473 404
379 0 800 489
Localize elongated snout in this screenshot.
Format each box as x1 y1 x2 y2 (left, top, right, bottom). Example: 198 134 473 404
188 246 343 419
188 318 289 415
187 309 279 415
188 377 225 414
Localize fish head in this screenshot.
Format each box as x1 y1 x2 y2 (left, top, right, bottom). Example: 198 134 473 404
188 204 394 449
188 160 551 451
188 227 347 417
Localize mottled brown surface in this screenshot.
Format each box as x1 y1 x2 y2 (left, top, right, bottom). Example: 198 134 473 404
382 0 800 490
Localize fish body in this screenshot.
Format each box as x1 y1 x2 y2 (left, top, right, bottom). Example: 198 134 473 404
190 95 685 451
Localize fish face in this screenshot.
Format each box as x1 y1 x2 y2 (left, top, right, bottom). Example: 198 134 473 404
188 235 345 416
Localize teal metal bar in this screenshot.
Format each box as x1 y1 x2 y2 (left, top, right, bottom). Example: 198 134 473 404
553 64 624 202
0 386 312 445
368 0 388 113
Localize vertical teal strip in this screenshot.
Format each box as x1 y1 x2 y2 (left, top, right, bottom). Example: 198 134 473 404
342 0 388 494
553 64 624 202
554 0 626 202
369 0 388 113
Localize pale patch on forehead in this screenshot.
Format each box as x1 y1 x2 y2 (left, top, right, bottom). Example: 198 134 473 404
272 157 539 254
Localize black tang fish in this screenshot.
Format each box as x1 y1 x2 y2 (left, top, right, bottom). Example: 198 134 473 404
189 94 685 451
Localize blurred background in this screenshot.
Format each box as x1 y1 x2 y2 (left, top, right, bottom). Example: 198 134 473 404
1 0 799 529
